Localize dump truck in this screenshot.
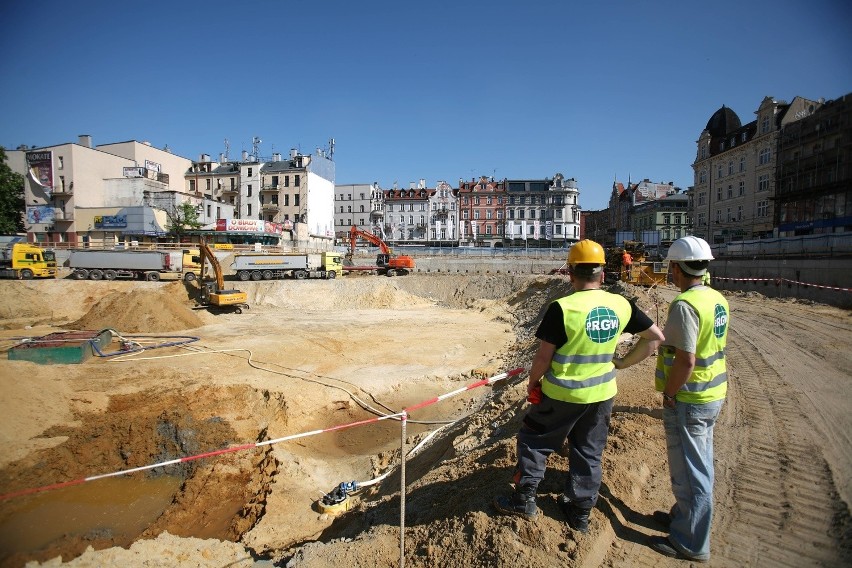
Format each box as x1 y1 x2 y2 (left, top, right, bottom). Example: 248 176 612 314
0 236 57 279
232 251 342 281
69 249 200 281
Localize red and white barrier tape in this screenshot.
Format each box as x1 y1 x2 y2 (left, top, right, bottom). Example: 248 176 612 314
0 367 525 501
713 276 852 292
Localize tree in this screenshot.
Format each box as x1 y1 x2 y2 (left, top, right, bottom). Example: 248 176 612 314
165 201 203 238
0 147 25 234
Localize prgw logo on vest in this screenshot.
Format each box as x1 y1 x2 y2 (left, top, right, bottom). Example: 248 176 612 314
713 304 728 338
585 306 620 343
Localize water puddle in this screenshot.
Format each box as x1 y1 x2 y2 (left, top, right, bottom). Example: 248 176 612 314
0 474 182 560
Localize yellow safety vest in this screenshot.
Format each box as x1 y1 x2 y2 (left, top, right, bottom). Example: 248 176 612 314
543 290 632 404
656 287 729 404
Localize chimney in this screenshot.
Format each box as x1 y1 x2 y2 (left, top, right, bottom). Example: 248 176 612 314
79 135 92 148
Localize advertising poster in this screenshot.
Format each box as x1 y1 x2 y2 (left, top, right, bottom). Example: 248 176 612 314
26 205 55 225
26 151 53 196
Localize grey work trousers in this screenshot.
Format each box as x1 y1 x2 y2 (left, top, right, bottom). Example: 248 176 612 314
516 394 614 509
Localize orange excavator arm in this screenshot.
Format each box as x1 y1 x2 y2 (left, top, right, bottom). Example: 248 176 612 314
348 226 390 255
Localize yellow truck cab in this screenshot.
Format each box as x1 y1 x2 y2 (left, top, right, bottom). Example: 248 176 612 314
0 238 57 279
181 249 203 281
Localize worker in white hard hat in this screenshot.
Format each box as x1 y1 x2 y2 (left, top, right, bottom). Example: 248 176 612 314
494 240 664 534
648 235 729 563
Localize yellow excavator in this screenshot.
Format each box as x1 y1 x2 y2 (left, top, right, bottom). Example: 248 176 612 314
197 239 249 313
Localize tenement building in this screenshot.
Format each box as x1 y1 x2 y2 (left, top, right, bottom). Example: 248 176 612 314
692 95 823 243
775 92 852 236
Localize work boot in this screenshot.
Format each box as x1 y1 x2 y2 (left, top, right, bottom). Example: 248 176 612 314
493 485 538 520
557 494 591 533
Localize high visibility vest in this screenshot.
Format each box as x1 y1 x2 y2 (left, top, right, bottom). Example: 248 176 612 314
542 290 632 404
656 287 729 404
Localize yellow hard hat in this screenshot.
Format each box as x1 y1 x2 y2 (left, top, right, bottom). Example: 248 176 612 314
568 240 606 265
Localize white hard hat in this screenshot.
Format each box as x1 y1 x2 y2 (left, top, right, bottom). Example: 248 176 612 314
665 236 714 262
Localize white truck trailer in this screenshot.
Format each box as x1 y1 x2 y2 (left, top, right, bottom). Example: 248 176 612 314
69 250 197 281
232 252 342 281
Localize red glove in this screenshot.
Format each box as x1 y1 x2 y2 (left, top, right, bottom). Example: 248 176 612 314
527 384 542 404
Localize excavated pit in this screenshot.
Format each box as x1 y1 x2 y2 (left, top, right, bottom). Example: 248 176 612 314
0 385 277 566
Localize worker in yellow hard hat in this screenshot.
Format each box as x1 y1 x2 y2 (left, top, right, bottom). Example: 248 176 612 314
494 239 664 533
648 235 727 562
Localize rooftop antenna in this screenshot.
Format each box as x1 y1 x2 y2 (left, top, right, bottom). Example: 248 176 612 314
252 136 262 159
223 138 230 161
328 138 335 160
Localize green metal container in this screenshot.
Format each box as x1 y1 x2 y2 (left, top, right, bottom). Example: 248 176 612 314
8 330 112 365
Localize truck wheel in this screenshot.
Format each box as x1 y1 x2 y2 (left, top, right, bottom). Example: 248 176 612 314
386 269 396 277
145 272 160 282
295 270 307 280
184 272 197 282
104 270 117 280
89 269 104 280
327 271 337 279
73 270 89 280
238 271 251 282
262 270 273 280
21 269 34 280
235 307 243 314
251 271 262 281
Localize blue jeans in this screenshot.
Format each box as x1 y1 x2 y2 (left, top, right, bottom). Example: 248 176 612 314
663 398 723 560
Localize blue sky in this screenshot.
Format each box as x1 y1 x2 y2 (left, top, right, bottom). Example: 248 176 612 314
1 1 850 210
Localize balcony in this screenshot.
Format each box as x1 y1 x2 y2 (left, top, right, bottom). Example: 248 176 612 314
220 186 239 195
261 203 280 213
52 185 73 197
53 208 74 221
260 184 280 193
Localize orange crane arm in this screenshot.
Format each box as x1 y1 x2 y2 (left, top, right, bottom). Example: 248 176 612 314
348 226 390 255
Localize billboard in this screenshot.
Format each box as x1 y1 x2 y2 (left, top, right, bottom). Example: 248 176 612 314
26 205 55 225
26 151 53 196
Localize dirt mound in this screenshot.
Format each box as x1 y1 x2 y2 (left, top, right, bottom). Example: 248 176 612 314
65 283 204 333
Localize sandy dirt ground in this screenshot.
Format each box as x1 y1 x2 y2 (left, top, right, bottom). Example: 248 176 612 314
0 273 849 567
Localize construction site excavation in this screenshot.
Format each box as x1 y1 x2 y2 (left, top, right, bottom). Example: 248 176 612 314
0 272 851 567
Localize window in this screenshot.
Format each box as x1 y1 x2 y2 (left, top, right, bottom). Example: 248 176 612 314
474 210 480 220
727 185 733 199
739 181 745 196
715 209 722 222
739 157 746 172
700 146 707 159
247 204 252 216
247 168 253 177
294 194 300 206
359 205 364 212
190 180 196 192
741 132 747 143
717 187 722 201
757 200 768 217
463 210 469 219
663 213 671 225
761 116 770 134
359 218 364 226
347 206 351 213
728 161 734 175
408 215 414 225
486 210 492 220
718 166 723 178
674 214 681 225
758 174 770 192
759 148 771 165
272 175 279 187
699 170 707 184
360 193 365 200
285 194 290 206
737 205 743 221
285 176 290 187
58 157 64 169
339 206 344 213
719 142 725 152
530 209 536 219
247 185 252 197
294 175 300 186
726 207 732 222
474 196 480 205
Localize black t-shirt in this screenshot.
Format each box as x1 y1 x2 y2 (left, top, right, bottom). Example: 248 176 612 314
535 290 654 348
